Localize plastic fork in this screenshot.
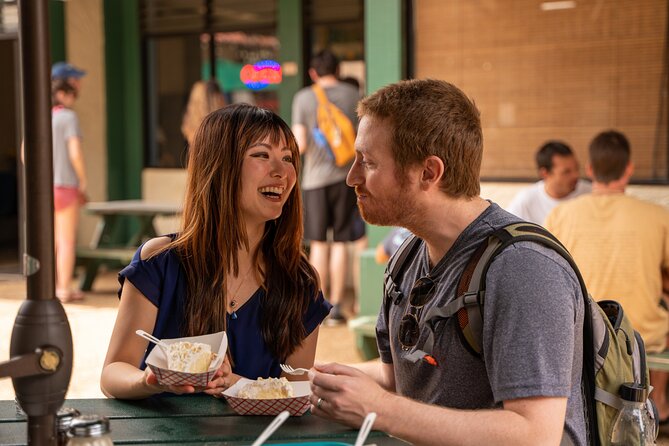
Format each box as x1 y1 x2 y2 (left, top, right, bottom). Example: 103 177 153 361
279 364 310 375
354 412 377 446
251 410 290 446
135 329 170 355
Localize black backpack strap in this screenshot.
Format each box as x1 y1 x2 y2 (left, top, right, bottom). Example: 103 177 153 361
382 234 421 322
412 222 598 443
452 222 598 445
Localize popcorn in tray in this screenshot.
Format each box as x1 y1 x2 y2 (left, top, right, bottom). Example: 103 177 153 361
222 377 311 416
145 331 227 387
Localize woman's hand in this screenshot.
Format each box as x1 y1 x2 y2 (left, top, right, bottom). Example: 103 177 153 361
204 357 240 397
143 368 197 395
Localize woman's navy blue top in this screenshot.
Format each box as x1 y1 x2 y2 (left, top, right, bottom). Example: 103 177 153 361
118 241 331 380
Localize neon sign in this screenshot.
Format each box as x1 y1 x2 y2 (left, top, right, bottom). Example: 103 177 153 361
240 60 282 90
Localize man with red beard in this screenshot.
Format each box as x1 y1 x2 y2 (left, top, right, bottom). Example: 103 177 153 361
308 79 587 445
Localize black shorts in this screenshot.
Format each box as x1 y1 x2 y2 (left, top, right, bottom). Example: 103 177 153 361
303 181 366 242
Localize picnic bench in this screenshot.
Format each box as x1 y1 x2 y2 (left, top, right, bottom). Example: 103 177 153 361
648 351 669 372
1 395 407 445
349 224 391 360
76 200 181 291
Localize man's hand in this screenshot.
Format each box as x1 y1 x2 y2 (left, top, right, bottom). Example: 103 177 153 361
309 362 390 427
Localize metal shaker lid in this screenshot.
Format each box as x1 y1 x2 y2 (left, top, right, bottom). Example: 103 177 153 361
57 407 81 431
69 414 111 437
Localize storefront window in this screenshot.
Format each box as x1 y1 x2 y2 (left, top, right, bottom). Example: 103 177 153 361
306 0 364 91
0 0 17 35
141 0 277 168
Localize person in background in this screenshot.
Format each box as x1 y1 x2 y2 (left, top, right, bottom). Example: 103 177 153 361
308 79 586 445
340 76 361 94
291 50 366 324
506 141 590 224
101 104 331 399
51 61 86 93
374 227 411 264
545 129 669 423
52 79 87 303
181 79 226 147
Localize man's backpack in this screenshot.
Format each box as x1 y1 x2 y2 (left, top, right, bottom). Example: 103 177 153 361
311 84 356 167
383 222 657 446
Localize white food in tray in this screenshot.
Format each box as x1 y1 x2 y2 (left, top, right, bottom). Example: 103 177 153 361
166 341 217 373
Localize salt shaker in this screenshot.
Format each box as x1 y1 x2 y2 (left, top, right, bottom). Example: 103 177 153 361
67 414 113 446
57 407 81 446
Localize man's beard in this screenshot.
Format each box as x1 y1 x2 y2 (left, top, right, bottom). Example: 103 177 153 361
356 188 413 227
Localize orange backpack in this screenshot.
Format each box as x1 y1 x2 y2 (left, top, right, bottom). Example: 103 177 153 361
311 84 356 167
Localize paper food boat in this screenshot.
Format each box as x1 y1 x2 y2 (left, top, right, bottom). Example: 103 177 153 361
145 330 227 387
265 443 350 446
222 378 311 416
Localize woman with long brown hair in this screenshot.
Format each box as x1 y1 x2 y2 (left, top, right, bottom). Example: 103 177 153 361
101 104 330 399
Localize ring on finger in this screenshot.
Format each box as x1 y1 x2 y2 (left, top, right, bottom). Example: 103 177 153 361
316 397 325 409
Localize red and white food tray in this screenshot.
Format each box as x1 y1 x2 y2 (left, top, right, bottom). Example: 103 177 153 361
222 378 311 416
145 330 227 387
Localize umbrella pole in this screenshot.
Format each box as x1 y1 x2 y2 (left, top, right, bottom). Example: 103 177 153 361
0 0 75 444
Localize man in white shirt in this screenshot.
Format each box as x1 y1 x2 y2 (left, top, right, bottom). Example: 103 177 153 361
506 141 590 224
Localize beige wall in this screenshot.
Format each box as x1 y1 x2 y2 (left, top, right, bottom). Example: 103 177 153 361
142 168 186 235
414 0 668 180
65 0 107 247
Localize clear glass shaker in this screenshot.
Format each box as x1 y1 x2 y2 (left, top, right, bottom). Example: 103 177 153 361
57 407 81 446
610 382 656 445
67 414 114 446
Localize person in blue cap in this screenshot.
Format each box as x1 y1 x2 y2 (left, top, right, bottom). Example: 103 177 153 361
51 61 86 93
50 62 87 302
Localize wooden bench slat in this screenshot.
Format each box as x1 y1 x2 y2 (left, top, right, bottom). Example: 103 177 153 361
648 352 669 371
76 247 136 262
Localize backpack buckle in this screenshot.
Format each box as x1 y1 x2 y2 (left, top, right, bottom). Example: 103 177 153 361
390 289 404 305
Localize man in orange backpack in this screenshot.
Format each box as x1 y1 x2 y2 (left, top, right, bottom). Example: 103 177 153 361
292 50 367 324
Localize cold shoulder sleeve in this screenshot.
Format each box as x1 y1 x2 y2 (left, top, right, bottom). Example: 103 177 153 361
117 239 184 309
303 290 332 335
117 239 188 346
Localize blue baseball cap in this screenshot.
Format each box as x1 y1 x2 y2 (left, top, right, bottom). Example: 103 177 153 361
51 62 86 80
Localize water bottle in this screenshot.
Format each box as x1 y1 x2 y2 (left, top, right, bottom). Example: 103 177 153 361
610 382 656 445
67 414 114 446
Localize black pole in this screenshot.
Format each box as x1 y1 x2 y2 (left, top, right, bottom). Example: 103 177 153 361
19 0 54 287
11 1 73 444
205 0 215 79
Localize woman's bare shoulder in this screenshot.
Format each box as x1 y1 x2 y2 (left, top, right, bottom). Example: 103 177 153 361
139 236 173 260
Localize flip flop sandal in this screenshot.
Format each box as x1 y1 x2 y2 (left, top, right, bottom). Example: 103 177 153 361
56 289 85 303
69 290 85 301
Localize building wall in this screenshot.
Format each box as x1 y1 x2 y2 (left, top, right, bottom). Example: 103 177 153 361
65 0 107 246
413 0 668 181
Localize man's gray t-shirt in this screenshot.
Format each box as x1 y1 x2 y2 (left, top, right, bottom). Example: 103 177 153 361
291 83 359 190
52 108 81 187
377 203 586 445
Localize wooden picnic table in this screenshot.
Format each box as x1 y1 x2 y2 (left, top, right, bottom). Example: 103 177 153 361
0 395 406 445
76 200 182 291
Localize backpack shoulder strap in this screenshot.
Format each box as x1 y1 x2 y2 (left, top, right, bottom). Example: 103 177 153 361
452 222 591 356
421 222 598 444
311 84 330 106
382 234 421 322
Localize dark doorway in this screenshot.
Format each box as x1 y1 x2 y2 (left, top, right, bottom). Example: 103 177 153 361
0 36 21 274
